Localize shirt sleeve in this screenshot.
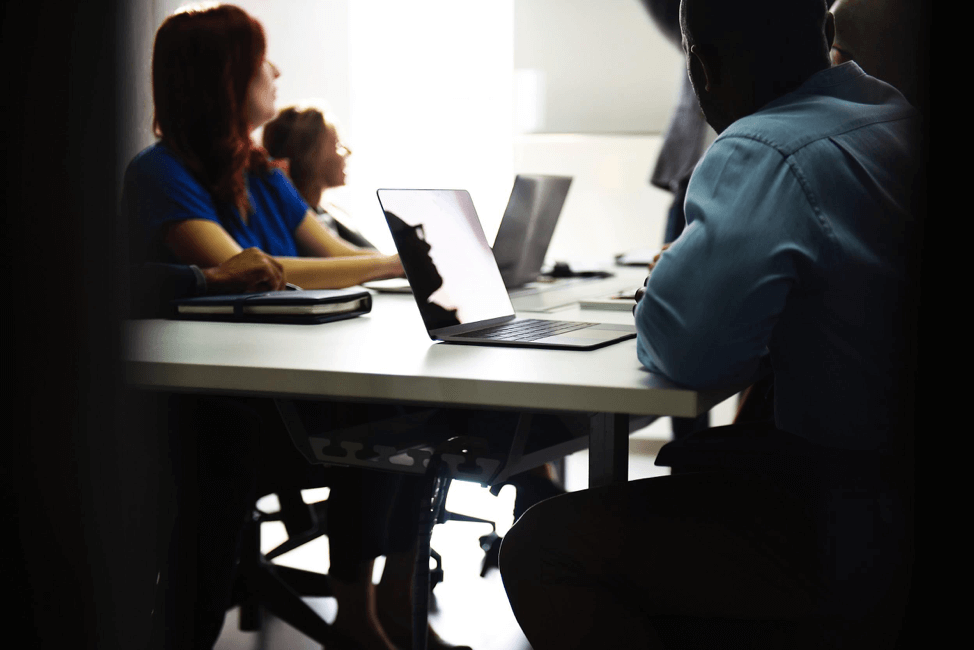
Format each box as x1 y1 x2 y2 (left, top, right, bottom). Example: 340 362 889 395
129 263 203 318
634 135 831 388
122 146 224 248
267 168 311 233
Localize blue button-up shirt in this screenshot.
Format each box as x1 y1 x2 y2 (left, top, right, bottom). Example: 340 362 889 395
635 63 920 450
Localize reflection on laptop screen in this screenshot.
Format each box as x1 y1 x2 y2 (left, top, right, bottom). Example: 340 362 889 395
378 190 515 330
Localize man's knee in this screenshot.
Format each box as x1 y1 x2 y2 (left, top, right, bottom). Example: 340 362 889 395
499 494 567 604
499 499 545 580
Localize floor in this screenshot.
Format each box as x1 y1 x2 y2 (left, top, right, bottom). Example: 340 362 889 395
213 396 739 650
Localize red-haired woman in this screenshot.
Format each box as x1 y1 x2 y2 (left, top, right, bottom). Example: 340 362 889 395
122 4 402 288
122 6 471 650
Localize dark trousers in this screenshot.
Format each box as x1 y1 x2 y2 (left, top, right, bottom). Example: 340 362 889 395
151 395 263 650
326 467 425 580
150 396 428 649
499 427 913 649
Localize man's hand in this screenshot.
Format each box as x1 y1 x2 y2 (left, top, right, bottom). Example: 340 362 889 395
633 278 648 315
633 243 672 314
201 248 286 294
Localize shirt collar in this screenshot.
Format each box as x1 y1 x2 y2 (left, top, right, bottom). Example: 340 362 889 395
794 61 866 92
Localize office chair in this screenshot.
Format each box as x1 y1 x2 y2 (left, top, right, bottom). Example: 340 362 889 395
273 400 594 650
233 485 334 644
232 477 498 643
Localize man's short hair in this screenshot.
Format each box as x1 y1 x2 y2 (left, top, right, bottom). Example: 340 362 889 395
681 0 830 64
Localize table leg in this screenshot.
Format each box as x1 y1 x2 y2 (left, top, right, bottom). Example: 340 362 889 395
588 413 629 487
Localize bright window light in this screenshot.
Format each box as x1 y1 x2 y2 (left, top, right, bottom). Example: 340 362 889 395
343 1 515 252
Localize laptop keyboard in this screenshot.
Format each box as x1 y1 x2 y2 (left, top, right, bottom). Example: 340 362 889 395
455 319 597 342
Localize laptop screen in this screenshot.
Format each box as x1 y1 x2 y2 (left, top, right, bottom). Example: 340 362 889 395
493 174 572 288
378 189 515 331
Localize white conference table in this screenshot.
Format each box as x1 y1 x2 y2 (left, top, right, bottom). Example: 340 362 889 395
123 268 737 488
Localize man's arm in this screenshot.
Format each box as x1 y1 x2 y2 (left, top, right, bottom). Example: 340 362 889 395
132 263 204 305
634 136 830 388
131 248 287 318
197 247 286 294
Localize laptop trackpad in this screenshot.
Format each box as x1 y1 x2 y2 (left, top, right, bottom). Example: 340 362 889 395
541 327 635 345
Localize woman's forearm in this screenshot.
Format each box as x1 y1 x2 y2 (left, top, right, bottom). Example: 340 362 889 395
276 254 403 289
163 219 402 289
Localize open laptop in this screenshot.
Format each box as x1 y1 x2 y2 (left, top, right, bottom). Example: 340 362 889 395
377 189 635 350
492 174 572 289
365 174 572 294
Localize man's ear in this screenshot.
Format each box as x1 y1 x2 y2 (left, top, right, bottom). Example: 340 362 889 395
689 44 717 92
825 11 835 51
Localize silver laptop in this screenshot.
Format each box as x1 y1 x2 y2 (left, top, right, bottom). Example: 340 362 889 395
366 174 571 294
377 189 636 350
493 174 572 289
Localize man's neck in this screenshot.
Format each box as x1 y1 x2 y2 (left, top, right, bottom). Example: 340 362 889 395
730 61 832 130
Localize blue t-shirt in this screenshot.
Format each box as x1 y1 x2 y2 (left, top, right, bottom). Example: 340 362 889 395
634 63 920 450
122 143 309 263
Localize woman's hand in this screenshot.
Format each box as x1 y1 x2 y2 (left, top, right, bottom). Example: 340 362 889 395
383 254 406 279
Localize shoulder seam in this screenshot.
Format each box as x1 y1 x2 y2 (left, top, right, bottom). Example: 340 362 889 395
743 110 916 156
714 132 787 155
782 157 840 269
788 113 918 156
713 135 840 269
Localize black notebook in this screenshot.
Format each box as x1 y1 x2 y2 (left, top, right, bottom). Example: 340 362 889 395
172 288 372 324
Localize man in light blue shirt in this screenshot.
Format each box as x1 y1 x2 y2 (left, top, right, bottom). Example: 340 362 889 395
501 2 919 648
635 55 919 451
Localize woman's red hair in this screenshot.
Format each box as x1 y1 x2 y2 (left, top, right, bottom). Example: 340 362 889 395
152 4 274 216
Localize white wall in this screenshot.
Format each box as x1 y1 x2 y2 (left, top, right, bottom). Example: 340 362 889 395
243 0 351 125
342 1 514 251
514 133 673 261
514 0 686 134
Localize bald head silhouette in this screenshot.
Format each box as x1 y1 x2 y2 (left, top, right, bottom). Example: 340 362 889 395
680 0 834 133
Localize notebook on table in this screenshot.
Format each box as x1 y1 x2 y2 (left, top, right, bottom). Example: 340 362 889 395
376 188 635 351
172 288 372 325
